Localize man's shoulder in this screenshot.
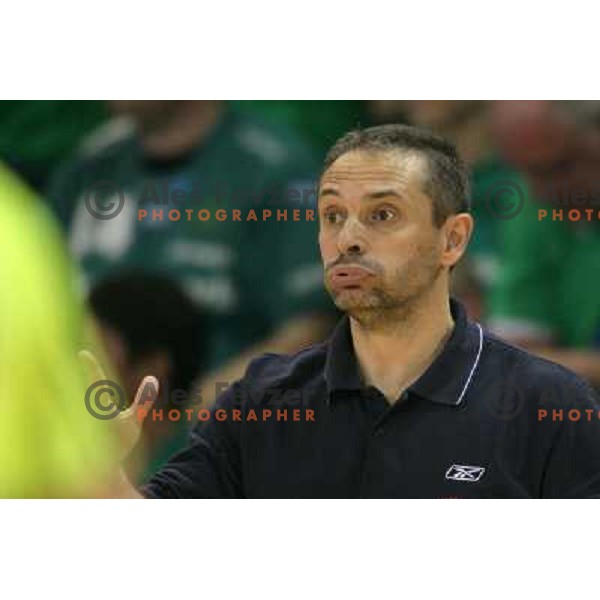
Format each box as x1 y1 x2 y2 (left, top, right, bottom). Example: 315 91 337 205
241 341 329 390
483 329 595 398
225 109 318 174
63 118 136 171
49 121 137 193
46 121 137 223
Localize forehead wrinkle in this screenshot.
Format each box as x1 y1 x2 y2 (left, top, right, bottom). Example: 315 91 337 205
321 149 429 190
319 152 435 221
321 166 412 190
320 169 412 202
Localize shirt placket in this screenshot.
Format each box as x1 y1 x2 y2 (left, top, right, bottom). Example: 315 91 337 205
357 388 408 497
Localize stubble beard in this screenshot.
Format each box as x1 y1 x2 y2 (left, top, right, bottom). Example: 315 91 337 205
329 255 444 331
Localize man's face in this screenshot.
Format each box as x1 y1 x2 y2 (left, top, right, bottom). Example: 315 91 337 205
318 150 446 318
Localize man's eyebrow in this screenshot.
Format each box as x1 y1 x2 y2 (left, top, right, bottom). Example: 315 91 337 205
364 189 403 200
318 187 339 198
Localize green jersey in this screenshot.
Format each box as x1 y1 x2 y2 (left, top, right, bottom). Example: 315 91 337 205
48 108 334 369
233 100 366 156
490 196 600 348
469 158 532 284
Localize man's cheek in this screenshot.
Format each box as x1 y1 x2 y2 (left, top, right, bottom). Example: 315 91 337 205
318 232 337 262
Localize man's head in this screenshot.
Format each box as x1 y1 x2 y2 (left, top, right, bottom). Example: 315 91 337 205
368 100 486 130
89 271 206 404
491 100 600 205
318 124 473 324
108 101 183 129
107 100 224 137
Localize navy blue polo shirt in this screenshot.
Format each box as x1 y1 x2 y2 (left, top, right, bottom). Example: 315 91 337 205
144 299 600 498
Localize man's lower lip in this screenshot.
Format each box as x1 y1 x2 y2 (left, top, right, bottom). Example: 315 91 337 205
330 274 371 288
329 268 374 283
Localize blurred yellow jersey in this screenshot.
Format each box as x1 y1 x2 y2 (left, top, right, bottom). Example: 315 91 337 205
0 164 119 497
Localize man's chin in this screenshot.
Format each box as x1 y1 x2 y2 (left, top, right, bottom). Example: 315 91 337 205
331 289 378 312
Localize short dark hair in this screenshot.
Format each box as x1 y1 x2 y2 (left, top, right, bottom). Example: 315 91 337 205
322 124 471 227
89 270 206 397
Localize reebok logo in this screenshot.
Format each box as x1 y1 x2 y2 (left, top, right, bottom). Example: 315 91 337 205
445 464 486 482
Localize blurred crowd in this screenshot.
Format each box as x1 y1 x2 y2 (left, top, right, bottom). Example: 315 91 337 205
2 100 599 490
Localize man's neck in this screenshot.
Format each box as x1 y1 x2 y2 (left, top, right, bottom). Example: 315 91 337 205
350 291 455 404
139 101 224 160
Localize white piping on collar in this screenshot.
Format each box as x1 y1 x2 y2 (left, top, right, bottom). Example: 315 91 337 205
455 322 484 406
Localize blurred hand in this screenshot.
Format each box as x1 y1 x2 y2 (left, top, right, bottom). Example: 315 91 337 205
79 350 159 462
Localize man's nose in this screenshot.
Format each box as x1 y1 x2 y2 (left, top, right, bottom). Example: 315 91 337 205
337 218 368 255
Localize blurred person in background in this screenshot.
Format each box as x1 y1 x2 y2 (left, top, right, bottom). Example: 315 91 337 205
234 101 366 157
489 100 600 387
0 163 122 497
89 271 206 483
48 101 336 408
0 101 106 191
368 101 533 321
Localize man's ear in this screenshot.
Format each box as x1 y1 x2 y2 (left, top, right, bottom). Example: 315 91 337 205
441 213 474 268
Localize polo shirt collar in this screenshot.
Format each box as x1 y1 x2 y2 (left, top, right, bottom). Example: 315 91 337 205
324 298 484 406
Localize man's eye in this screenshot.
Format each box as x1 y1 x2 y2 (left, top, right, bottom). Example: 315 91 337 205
370 208 396 222
323 210 344 224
